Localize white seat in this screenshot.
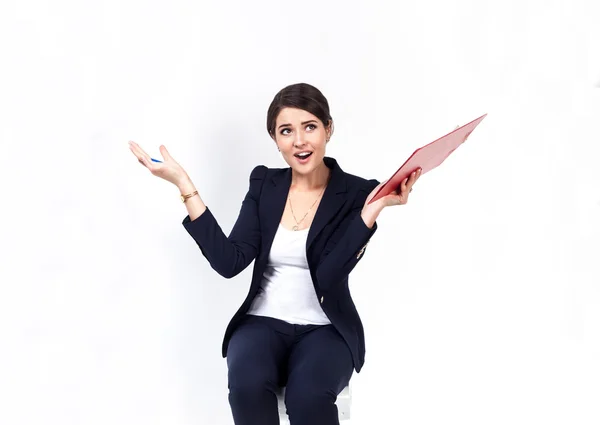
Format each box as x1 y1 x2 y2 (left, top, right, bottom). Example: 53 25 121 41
276 384 351 423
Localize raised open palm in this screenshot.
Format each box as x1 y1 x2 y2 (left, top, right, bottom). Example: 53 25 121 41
128 141 189 186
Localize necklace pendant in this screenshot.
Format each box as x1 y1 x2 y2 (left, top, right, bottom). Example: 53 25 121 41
292 225 299 231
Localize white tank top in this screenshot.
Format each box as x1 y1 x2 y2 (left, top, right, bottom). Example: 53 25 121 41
246 223 331 325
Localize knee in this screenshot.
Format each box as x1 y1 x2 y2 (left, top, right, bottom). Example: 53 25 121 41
285 389 336 416
228 384 265 407
228 375 281 423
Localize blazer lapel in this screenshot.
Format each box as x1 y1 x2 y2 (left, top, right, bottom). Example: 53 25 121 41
261 166 292 258
261 157 348 257
306 157 347 252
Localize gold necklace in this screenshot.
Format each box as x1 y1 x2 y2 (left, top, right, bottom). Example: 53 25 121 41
288 175 329 231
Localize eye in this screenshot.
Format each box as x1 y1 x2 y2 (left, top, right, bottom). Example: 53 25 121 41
280 124 317 135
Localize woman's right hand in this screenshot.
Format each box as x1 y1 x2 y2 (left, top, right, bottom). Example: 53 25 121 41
128 141 189 187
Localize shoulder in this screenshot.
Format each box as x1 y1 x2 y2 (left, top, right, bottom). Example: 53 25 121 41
345 172 380 209
249 164 269 180
248 163 287 184
248 162 291 176
343 170 380 193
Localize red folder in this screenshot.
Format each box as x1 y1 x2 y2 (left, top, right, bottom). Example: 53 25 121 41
368 113 487 205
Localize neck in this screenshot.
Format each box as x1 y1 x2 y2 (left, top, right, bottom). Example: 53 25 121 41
290 160 330 192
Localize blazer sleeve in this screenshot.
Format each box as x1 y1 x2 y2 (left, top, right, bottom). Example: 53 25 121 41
181 165 267 279
315 179 380 292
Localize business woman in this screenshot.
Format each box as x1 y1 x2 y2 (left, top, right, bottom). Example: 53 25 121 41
128 83 421 425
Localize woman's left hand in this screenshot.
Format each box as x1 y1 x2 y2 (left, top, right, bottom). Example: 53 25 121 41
361 168 422 221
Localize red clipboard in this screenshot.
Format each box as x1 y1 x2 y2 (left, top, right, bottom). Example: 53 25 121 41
368 113 487 205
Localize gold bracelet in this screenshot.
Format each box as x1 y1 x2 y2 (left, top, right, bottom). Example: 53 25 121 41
180 190 198 203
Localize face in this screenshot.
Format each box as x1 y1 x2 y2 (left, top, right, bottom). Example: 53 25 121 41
272 107 331 173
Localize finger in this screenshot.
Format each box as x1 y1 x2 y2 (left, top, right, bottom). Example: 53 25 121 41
135 154 150 168
128 143 146 164
410 169 418 182
129 144 153 169
412 168 421 183
406 170 418 188
406 178 418 193
128 141 146 160
137 145 153 164
413 167 423 184
159 145 173 162
403 171 419 195
129 141 153 164
401 176 408 189
400 176 409 194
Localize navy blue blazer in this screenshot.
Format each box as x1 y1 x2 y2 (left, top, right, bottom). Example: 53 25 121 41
182 156 380 372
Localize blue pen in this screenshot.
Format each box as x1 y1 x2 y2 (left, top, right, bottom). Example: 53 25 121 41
151 158 162 163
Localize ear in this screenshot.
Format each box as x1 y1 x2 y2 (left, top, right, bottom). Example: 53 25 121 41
271 133 280 150
327 119 335 138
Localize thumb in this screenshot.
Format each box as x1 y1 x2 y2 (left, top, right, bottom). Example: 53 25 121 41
159 145 173 161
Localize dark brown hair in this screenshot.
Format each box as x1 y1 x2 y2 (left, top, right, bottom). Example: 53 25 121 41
266 83 334 139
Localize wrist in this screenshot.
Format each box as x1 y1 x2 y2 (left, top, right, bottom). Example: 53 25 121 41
360 205 382 229
177 176 195 194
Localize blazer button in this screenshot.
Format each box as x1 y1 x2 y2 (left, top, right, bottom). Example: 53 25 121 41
320 296 324 304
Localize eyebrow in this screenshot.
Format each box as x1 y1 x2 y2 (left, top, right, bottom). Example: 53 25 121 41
278 120 318 130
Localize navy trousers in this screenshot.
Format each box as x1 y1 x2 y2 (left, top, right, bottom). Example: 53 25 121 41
226 314 354 425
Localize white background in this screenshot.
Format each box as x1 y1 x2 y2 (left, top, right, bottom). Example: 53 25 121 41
1 0 599 424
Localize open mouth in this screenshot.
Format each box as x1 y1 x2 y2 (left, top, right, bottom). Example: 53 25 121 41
294 152 313 159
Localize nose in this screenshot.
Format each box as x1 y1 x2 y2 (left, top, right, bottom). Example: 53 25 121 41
293 131 306 148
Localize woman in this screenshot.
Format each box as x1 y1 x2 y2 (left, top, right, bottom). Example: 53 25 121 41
128 83 421 425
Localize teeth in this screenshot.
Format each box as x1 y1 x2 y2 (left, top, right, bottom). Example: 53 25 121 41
297 152 311 158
